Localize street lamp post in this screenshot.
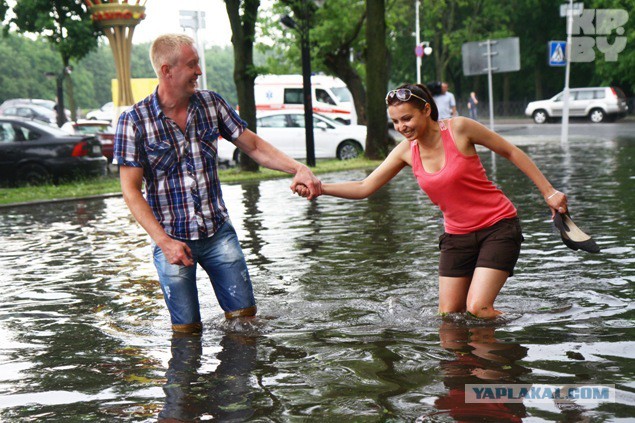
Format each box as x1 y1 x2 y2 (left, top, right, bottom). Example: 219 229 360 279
416 0 421 83
414 1 432 84
180 10 208 90
281 0 323 167
560 0 583 145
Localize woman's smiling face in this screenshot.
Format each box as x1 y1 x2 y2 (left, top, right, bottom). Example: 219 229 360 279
388 102 430 141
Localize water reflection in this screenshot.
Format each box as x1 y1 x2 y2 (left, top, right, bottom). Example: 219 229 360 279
159 333 257 422
0 135 633 421
430 321 529 421
241 183 270 267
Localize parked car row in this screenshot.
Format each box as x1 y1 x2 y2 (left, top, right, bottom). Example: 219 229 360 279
1 84 629 187
0 117 107 186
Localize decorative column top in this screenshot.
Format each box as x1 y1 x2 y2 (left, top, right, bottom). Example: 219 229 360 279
84 1 147 27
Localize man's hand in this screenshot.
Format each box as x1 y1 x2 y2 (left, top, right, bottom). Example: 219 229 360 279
290 165 322 200
159 238 195 267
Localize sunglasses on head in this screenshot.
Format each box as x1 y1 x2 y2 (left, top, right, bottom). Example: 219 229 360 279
385 88 428 105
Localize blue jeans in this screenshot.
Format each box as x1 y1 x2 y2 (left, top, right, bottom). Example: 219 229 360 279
153 221 256 326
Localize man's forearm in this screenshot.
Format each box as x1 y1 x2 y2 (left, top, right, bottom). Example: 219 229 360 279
122 189 171 246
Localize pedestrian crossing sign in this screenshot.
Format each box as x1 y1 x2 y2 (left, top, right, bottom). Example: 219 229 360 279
549 41 567 66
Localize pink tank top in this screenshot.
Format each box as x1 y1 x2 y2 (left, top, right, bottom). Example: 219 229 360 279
411 120 517 234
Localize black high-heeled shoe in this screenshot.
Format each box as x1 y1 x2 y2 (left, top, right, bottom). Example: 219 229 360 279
553 212 600 253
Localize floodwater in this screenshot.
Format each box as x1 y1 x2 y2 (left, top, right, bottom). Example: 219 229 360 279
0 134 633 422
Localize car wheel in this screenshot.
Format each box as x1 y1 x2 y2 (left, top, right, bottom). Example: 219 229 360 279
232 149 241 165
589 108 605 123
336 140 362 160
20 163 51 186
532 110 549 124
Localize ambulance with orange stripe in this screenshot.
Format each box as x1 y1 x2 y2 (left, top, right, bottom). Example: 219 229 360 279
254 74 357 125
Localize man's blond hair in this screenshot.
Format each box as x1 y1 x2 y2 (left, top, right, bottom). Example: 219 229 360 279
150 34 195 77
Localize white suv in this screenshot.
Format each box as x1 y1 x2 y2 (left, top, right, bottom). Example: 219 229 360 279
525 87 628 124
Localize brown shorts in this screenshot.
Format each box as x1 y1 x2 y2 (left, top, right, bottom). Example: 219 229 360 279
438 218 524 277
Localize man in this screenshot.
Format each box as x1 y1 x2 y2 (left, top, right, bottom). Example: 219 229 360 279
114 34 321 334
433 82 457 120
467 91 479 120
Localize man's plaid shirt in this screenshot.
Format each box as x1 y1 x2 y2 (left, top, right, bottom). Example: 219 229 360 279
114 89 246 240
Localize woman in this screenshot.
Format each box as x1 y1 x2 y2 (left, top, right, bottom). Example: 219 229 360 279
295 83 568 319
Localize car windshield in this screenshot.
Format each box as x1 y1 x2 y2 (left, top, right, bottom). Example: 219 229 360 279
330 87 352 103
314 113 344 126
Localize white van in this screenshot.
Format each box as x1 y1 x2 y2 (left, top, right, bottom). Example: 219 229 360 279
254 74 357 124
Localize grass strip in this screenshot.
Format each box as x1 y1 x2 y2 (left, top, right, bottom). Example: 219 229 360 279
0 158 381 206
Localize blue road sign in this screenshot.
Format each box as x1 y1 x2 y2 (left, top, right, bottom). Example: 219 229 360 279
549 41 567 66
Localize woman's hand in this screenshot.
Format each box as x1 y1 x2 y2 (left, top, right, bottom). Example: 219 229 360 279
293 183 312 199
545 190 568 218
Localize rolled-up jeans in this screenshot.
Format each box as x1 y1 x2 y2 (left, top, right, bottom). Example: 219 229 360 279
153 221 256 327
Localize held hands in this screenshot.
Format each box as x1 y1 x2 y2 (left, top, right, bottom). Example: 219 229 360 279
293 183 311 198
545 190 568 218
290 165 322 200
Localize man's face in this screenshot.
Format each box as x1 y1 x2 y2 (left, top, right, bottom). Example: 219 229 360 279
441 83 448 94
168 44 202 96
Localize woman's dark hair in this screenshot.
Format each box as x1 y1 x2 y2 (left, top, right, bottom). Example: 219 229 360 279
387 83 439 121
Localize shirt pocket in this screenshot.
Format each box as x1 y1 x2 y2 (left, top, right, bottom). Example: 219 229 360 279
197 127 220 162
145 136 177 172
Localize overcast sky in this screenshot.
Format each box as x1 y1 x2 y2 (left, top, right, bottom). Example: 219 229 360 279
133 0 232 46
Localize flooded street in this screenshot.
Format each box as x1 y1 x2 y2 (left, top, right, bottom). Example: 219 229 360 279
0 133 633 421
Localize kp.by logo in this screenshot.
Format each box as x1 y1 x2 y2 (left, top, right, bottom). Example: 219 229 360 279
571 9 629 62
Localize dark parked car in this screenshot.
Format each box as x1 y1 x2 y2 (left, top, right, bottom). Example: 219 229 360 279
0 117 107 186
61 119 114 162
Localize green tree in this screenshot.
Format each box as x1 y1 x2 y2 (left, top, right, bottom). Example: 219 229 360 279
0 31 59 102
1 0 101 121
308 0 368 124
365 0 390 159
387 0 419 86
206 45 240 106
588 0 635 94
226 0 260 172
260 0 368 122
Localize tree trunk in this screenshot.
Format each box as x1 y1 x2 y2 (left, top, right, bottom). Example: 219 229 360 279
225 0 260 172
323 50 367 125
365 0 389 159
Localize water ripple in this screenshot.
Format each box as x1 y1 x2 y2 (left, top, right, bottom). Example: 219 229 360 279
0 138 634 421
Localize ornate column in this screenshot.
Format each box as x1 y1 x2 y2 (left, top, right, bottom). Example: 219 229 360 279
84 1 147 108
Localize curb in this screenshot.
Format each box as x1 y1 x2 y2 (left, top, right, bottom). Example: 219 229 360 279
0 192 122 210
